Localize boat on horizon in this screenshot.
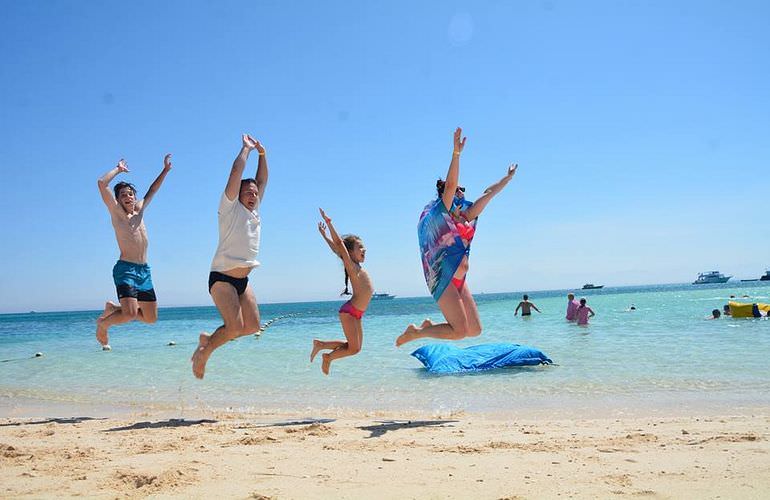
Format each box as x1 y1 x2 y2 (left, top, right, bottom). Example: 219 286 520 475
582 284 604 290
761 270 770 282
372 292 396 300
692 271 731 285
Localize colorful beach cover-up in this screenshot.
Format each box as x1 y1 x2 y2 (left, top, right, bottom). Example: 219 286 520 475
418 197 477 301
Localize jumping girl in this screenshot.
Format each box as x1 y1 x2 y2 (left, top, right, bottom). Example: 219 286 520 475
310 208 373 375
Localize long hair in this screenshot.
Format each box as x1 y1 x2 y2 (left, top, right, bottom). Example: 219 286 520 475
341 235 362 296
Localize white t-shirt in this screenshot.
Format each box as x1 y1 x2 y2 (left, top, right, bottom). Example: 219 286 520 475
210 192 261 272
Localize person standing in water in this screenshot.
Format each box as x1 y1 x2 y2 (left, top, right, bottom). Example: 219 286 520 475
192 134 268 379
576 298 595 326
310 209 373 375
515 294 541 317
565 293 580 321
397 127 517 346
96 155 172 350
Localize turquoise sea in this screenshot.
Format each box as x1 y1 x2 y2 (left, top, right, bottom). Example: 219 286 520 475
1 283 769 418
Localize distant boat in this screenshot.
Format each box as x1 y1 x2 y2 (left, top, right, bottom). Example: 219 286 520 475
372 292 396 300
582 284 604 290
693 271 731 285
761 270 770 282
741 279 760 282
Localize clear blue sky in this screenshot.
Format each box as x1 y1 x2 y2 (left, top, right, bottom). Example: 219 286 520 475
1 0 768 313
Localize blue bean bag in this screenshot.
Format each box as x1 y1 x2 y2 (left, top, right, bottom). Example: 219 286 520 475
411 343 553 374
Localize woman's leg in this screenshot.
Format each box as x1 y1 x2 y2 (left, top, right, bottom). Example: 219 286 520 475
321 313 363 375
458 281 482 337
396 284 469 346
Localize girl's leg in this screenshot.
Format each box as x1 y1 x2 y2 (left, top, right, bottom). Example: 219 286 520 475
396 284 469 346
321 313 363 375
310 340 346 362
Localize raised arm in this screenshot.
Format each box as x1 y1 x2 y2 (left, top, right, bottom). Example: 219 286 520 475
137 154 172 212
250 135 268 202
462 163 517 221
318 221 341 257
225 134 257 201
319 208 356 275
441 127 466 211
97 159 129 209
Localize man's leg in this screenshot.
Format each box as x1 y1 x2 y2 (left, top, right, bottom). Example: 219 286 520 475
191 282 244 379
236 284 261 337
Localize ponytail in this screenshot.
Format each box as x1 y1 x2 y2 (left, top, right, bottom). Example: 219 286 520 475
339 235 361 296
341 268 352 296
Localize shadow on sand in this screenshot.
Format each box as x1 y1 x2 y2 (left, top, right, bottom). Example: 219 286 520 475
0 416 106 427
358 419 459 438
104 418 217 432
233 418 336 430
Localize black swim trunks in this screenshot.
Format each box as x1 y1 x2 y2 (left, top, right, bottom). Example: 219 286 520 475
208 271 249 296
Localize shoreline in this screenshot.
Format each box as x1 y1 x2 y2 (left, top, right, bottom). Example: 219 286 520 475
4 390 770 422
1 405 768 498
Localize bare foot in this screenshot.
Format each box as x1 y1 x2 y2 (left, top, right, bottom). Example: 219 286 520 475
310 339 324 363
420 318 434 329
98 301 119 321
321 353 331 375
96 319 109 347
191 333 211 379
395 324 418 347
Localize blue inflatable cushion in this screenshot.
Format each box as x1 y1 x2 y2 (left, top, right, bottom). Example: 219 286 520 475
411 343 553 374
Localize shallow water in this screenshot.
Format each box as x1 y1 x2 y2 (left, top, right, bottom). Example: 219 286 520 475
1 283 769 417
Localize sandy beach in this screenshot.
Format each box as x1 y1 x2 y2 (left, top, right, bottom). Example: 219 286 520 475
1 407 768 499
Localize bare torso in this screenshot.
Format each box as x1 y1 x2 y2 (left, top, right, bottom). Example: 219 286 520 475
349 266 374 312
110 209 149 264
218 266 253 279
518 301 534 314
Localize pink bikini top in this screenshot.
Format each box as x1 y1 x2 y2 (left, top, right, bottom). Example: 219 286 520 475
456 221 476 241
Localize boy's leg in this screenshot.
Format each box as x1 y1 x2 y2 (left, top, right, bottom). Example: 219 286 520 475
96 297 140 346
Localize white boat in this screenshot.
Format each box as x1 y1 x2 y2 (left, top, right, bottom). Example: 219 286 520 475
693 271 731 285
372 292 395 300
582 283 604 290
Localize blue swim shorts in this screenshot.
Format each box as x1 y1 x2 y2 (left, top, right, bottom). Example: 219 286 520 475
112 260 157 302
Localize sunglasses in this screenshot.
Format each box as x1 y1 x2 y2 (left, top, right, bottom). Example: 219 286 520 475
455 186 465 193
